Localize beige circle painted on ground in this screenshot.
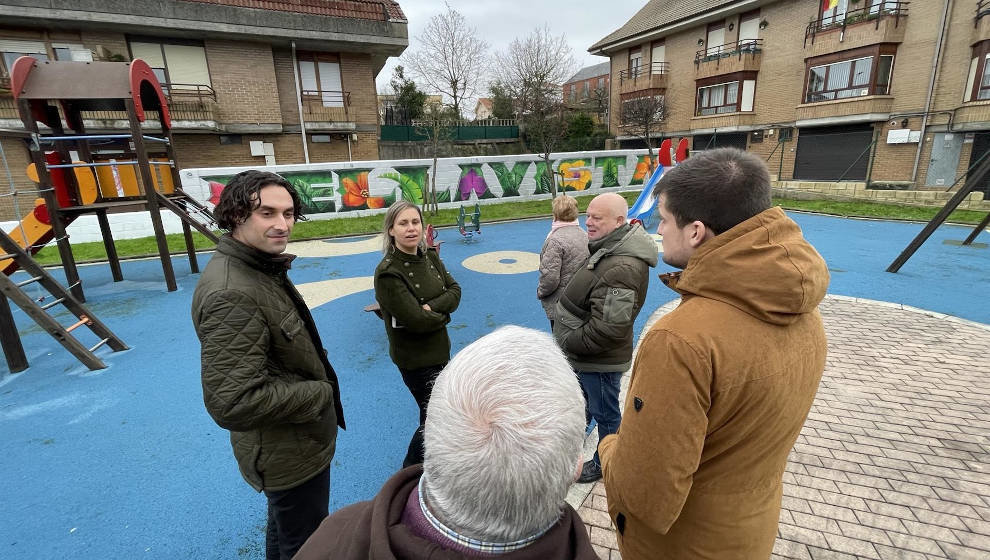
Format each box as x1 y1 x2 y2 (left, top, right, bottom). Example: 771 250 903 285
462 251 541 275
295 276 374 309
289 236 382 258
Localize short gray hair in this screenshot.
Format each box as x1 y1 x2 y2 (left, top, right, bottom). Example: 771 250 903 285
422 326 585 542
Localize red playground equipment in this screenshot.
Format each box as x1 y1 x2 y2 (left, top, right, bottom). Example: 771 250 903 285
6 56 217 300
0 57 219 373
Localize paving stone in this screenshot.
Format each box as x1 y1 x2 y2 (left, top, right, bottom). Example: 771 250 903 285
807 546 859 560
588 526 617 549
872 543 930 560
823 532 882 558
773 539 813 560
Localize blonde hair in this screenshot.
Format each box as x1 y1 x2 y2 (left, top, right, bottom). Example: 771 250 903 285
551 195 578 222
381 200 426 254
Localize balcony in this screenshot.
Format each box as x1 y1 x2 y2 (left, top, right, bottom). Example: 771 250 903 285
975 0 990 44
695 39 763 80
804 2 908 56
689 112 756 131
953 100 990 131
618 63 669 96
795 95 893 123
301 90 353 131
0 82 219 130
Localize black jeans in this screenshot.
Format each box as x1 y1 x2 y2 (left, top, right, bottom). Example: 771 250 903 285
398 363 445 468
263 468 331 560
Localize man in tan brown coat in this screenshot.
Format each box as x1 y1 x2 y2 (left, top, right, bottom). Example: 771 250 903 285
599 148 829 559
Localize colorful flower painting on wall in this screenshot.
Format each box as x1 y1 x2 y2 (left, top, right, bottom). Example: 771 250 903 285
558 159 593 191
457 164 494 201
630 156 653 185
338 169 385 210
194 150 678 217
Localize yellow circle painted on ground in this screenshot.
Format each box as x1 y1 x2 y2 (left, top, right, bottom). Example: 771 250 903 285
462 251 541 275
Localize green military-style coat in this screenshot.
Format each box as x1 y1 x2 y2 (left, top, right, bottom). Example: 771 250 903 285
374 246 461 370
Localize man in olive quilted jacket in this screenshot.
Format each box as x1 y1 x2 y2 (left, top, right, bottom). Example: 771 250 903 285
192 170 344 560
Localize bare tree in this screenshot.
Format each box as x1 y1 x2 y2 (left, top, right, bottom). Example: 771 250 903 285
404 3 488 118
495 25 576 197
620 92 670 172
415 103 457 215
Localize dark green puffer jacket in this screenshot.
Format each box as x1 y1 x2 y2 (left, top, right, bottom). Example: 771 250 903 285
553 223 659 372
192 235 344 492
374 246 461 370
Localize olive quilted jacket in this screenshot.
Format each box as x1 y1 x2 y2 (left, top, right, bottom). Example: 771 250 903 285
192 235 344 492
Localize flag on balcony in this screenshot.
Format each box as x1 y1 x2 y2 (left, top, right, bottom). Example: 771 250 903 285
822 0 839 11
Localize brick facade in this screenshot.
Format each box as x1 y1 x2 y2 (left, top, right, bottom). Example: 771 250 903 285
0 8 401 221
599 0 989 188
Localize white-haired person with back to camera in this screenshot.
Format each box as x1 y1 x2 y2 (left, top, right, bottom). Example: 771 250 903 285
295 325 598 560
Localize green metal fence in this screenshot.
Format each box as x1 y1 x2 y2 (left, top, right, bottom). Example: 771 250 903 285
380 124 519 142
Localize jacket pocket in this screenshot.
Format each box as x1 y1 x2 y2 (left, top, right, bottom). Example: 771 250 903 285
555 300 586 330
279 313 304 341
603 287 636 324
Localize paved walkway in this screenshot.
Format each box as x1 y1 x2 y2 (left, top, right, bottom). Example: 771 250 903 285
568 296 990 560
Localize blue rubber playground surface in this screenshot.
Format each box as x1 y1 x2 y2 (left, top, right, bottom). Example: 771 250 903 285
1 212 988 558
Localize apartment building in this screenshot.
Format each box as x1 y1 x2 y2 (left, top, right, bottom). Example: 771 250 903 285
590 0 990 190
0 0 407 220
564 61 611 107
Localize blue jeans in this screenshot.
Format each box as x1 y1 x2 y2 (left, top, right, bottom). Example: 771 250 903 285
579 371 622 467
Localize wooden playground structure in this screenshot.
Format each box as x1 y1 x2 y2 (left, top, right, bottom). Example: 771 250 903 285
0 57 219 372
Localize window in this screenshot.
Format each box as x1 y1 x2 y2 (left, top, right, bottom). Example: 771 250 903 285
0 39 91 77
629 47 643 77
597 76 605 90
738 10 760 48
695 73 756 116
651 40 665 74
297 52 344 107
129 37 211 92
804 46 896 103
706 22 725 56
965 41 990 102
822 0 899 27
620 89 666 125
583 81 590 98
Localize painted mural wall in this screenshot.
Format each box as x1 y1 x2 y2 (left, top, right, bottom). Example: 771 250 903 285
179 149 658 216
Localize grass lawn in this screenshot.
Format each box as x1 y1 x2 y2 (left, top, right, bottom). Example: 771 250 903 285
28 192 987 266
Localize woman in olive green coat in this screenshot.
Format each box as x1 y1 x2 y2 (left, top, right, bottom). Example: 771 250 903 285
374 201 460 468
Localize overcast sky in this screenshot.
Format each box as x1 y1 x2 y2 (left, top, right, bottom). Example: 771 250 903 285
376 0 646 98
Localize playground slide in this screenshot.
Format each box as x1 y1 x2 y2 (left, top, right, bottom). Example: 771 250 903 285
627 162 666 225
1 156 96 275
0 199 68 275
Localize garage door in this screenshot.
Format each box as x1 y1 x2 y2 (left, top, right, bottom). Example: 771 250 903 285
794 124 874 181
692 132 748 151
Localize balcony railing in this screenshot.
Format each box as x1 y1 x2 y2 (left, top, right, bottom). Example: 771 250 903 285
695 39 763 64
0 73 10 92
979 0 990 25
301 90 351 122
618 62 670 84
805 1 909 47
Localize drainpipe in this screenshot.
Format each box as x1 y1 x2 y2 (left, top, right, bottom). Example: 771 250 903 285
346 134 353 161
291 41 311 164
912 0 952 183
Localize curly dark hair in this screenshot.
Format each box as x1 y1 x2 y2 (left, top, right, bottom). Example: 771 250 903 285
213 170 305 231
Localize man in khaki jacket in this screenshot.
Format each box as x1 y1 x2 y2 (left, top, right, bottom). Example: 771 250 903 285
599 148 828 559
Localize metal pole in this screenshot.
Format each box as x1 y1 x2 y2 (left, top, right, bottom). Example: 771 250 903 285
911 0 952 182
291 41 311 164
962 212 990 245
887 149 990 272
